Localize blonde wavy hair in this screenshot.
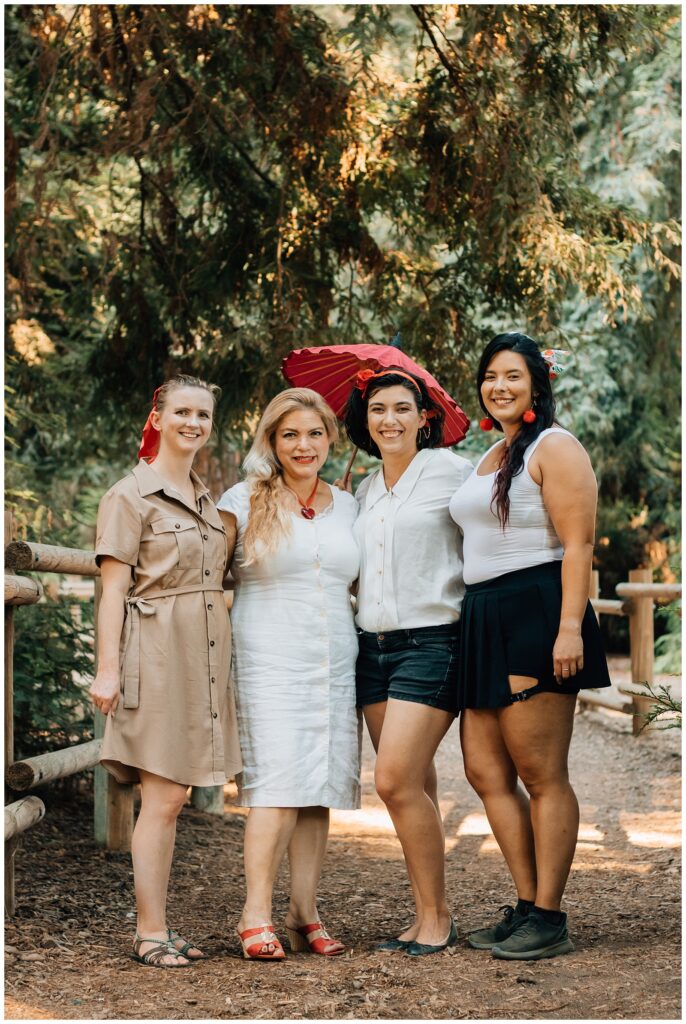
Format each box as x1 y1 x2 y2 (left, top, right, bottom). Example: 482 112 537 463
242 388 339 563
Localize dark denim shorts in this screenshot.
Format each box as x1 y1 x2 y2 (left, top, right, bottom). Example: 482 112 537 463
355 622 460 714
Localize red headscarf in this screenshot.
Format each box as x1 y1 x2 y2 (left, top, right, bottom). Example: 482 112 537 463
137 386 163 462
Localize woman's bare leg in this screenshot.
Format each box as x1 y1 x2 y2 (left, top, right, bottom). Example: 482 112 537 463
374 699 455 945
500 693 578 910
238 807 298 931
364 702 436 942
285 806 330 926
460 708 537 902
133 770 191 965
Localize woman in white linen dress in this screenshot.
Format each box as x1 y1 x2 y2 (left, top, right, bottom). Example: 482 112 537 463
218 388 360 961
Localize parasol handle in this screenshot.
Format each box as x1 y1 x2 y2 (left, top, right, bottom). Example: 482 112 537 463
341 446 359 491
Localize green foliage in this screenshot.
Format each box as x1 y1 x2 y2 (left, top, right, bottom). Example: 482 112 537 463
4 4 681 601
12 597 95 758
5 5 679 419
634 680 682 732
654 600 682 675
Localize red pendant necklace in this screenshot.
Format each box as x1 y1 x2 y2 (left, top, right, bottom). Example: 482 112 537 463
285 478 319 519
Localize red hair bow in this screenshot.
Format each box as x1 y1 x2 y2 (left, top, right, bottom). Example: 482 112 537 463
355 369 377 395
355 367 423 400
137 386 163 462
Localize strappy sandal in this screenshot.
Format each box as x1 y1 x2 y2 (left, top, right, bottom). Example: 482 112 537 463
167 928 207 960
237 923 286 961
285 921 346 956
131 933 194 969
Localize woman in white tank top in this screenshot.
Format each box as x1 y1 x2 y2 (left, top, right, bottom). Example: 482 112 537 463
449 333 610 962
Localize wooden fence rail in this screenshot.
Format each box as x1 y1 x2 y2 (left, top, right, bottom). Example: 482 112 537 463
7 739 102 792
5 541 99 576
5 796 46 841
5 574 43 605
583 568 682 734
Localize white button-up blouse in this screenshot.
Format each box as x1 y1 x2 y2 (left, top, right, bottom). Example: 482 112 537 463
354 448 473 633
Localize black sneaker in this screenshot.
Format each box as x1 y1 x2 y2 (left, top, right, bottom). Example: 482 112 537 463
491 910 575 961
468 905 527 950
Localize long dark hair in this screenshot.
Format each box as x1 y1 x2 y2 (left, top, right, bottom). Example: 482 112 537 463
344 370 444 458
477 333 556 527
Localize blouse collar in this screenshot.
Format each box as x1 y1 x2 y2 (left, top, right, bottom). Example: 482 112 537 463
364 448 433 510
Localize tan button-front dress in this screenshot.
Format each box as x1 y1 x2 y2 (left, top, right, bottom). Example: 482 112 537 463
95 460 242 787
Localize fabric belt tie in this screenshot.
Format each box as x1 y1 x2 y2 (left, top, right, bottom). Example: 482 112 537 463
121 583 223 709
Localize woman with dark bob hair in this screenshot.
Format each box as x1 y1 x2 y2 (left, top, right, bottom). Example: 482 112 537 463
344 367 472 956
449 332 611 961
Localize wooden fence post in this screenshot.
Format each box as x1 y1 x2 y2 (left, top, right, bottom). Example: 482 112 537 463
5 512 17 916
628 568 654 736
190 785 225 815
93 578 134 850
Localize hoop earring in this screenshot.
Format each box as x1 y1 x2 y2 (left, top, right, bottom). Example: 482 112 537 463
417 425 431 443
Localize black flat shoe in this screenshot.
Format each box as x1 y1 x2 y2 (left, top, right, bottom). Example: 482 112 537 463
406 919 458 957
376 937 412 952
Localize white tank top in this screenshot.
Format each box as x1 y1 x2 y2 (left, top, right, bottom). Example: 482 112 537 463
449 428 577 585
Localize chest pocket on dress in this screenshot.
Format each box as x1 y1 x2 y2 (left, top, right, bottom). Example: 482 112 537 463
149 517 201 569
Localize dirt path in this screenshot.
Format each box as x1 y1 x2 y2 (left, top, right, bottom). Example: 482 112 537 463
5 700 681 1021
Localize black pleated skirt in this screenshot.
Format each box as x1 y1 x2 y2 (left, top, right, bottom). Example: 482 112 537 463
457 560 611 710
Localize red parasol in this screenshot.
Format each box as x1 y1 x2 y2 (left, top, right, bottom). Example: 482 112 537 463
281 343 470 446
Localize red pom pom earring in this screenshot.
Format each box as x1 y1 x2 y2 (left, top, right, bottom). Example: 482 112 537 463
479 417 494 432
522 408 537 424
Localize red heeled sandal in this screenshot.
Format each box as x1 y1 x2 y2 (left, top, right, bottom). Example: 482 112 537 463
236 923 286 961
285 921 346 956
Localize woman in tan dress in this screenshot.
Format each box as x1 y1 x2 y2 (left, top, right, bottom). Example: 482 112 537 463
89 374 241 968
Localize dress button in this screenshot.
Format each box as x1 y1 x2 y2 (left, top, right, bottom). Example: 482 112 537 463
175 523 181 529
203 533 209 540
379 634 385 641
207 603 213 610
211 676 216 683
204 569 210 576
210 640 215 647
212 712 218 719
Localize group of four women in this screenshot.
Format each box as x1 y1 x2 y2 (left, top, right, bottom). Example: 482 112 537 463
90 332 611 969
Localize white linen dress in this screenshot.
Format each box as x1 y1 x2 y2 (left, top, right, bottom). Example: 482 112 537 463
217 481 361 808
